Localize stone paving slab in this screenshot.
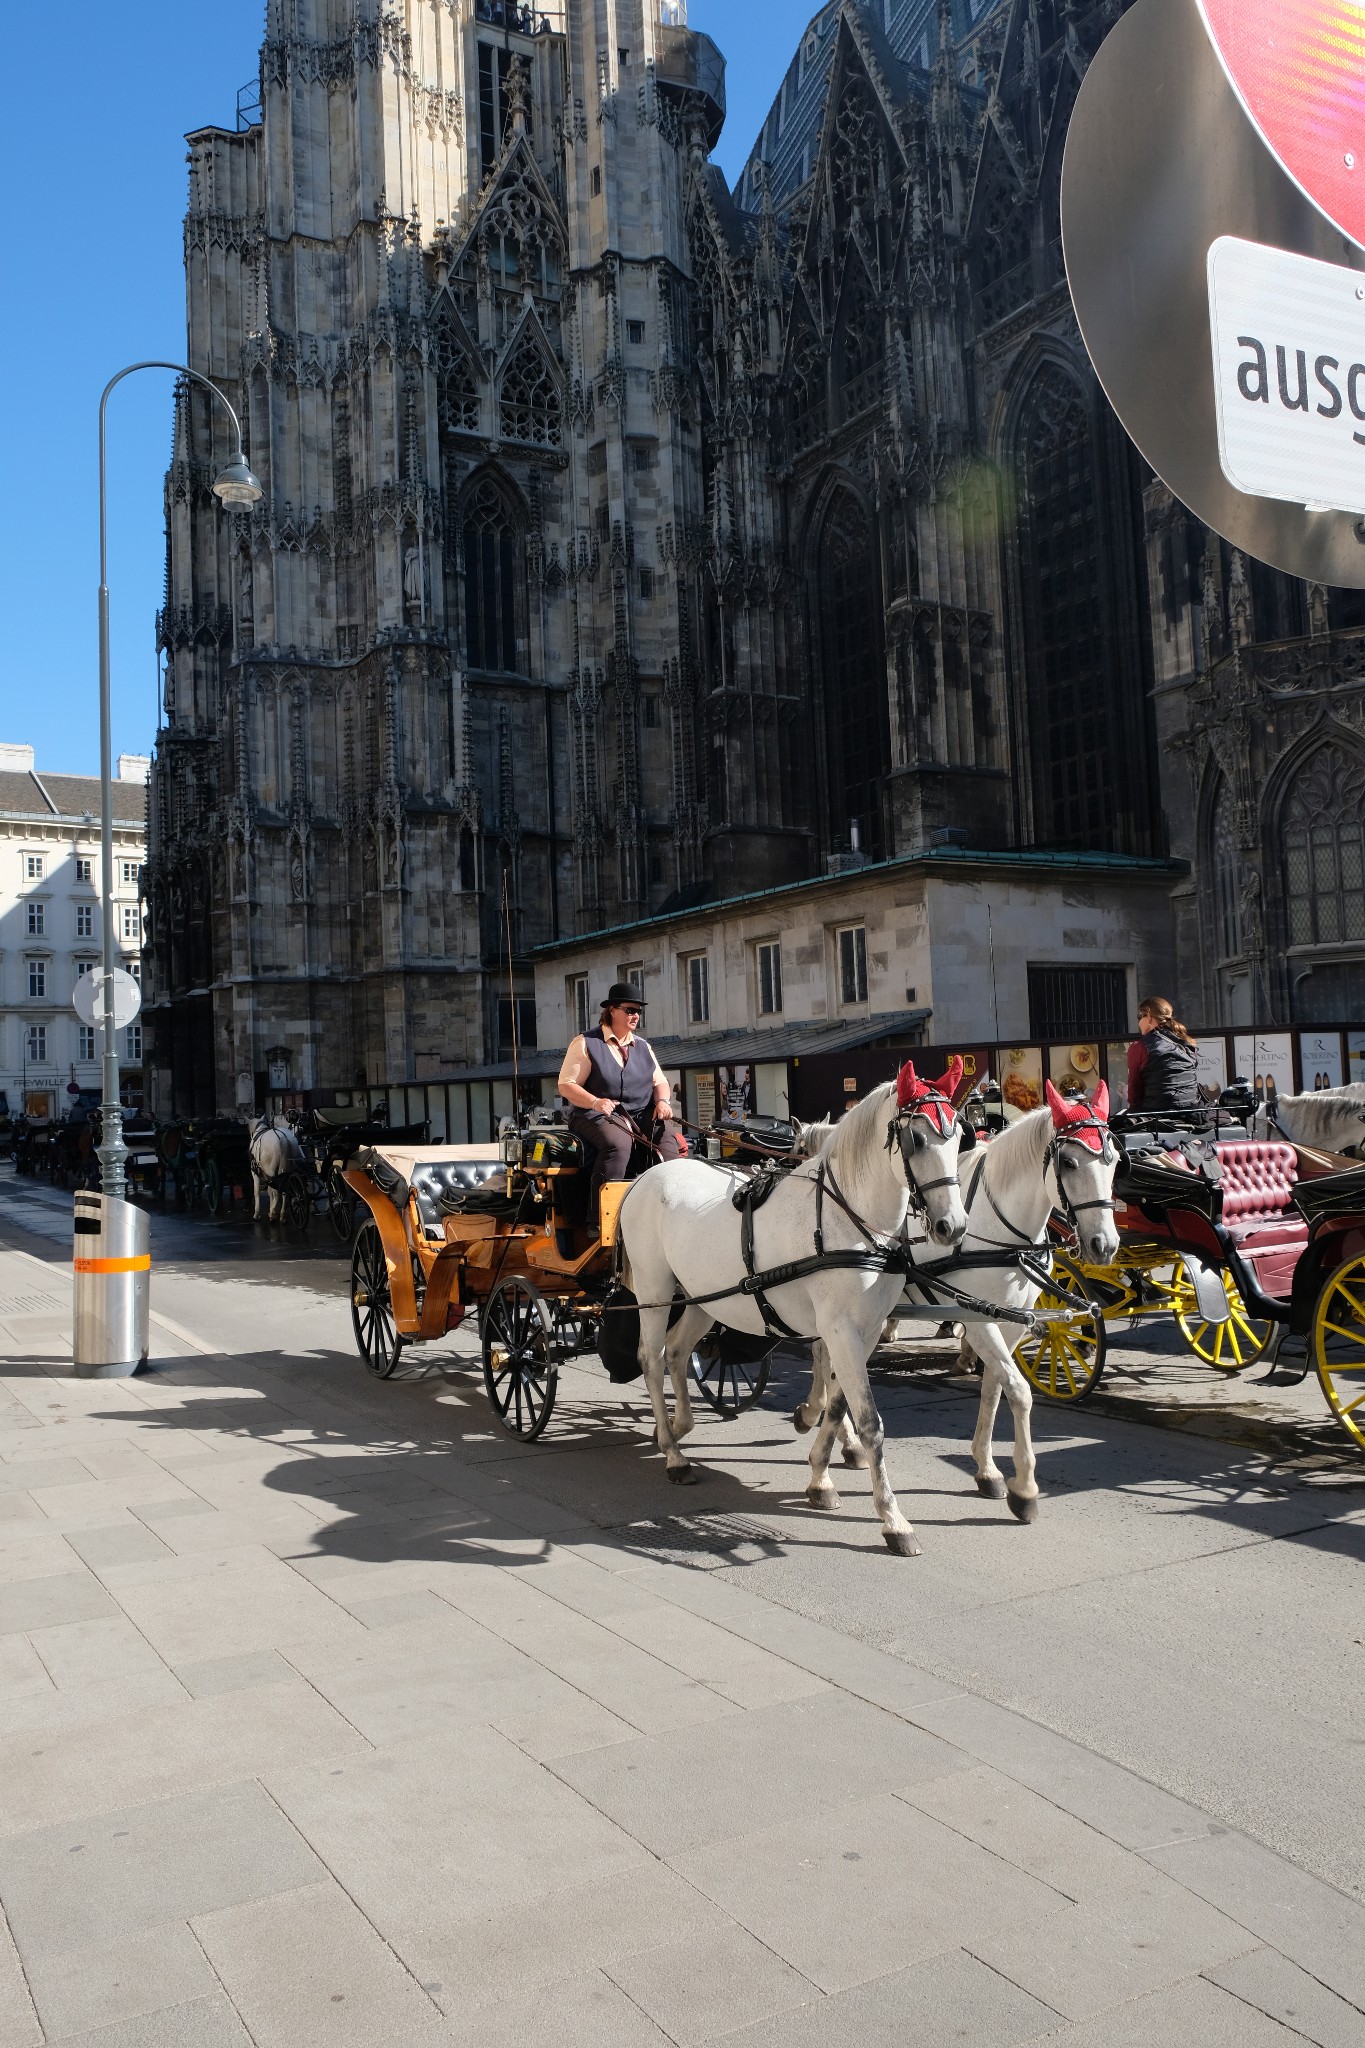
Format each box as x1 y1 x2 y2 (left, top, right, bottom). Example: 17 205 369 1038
1 1199 1363 2047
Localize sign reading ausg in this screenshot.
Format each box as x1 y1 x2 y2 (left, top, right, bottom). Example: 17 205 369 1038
1209 236 1365 515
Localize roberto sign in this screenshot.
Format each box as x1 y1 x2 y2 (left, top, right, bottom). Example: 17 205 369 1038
1198 1 1365 250
1209 237 1365 514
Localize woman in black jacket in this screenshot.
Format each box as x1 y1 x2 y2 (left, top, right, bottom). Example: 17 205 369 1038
1127 997 1202 1112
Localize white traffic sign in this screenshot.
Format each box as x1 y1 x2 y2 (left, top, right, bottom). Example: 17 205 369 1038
1208 236 1365 515
73 968 142 1031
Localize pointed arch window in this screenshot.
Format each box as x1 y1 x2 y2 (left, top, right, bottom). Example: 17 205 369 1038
432 316 479 434
499 332 561 446
1211 781 1244 960
835 265 884 423
462 478 522 674
1282 747 1365 945
1015 367 1112 848
817 488 890 858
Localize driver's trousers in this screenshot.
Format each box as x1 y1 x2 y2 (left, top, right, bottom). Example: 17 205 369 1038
567 1108 681 1205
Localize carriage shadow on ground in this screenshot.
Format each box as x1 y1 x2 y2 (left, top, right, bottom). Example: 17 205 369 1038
76 1328 1365 1593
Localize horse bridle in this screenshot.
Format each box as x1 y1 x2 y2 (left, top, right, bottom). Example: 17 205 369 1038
1044 1107 1118 1233
885 1089 963 1223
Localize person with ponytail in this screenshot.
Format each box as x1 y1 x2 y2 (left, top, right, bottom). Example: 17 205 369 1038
1127 997 1202 1112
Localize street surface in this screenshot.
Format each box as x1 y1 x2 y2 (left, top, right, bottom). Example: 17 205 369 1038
0 1166 1363 2047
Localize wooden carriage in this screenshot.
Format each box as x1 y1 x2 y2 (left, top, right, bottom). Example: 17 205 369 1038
343 1119 775 1439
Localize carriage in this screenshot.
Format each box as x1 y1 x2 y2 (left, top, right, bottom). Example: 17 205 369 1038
1012 1112 1365 1452
343 1112 780 1438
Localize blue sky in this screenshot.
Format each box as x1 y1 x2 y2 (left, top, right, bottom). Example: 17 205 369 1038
0 1 811 779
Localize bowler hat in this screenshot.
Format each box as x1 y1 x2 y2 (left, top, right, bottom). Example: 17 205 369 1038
602 982 646 1008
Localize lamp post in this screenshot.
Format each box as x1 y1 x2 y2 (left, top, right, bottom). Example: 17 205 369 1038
96 362 262 1197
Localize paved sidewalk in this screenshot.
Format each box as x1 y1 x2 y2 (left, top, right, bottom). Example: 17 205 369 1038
1 1210 1363 2046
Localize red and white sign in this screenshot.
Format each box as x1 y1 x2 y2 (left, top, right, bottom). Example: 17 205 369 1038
1198 0 1365 249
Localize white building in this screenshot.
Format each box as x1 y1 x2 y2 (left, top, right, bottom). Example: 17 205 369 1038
0 744 148 1122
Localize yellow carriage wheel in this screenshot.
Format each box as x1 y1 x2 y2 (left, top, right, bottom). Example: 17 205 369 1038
1014 1268 1108 1403
1311 1256 1365 1454
1170 1271 1273 1371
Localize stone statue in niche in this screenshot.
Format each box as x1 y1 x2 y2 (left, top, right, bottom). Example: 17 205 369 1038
403 542 423 609
238 556 253 626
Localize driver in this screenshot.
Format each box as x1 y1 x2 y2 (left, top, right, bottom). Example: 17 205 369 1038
558 983 681 1207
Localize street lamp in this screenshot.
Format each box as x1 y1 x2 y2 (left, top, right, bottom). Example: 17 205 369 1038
96 361 263 1197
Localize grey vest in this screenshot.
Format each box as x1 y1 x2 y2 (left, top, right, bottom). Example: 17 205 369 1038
582 1025 657 1117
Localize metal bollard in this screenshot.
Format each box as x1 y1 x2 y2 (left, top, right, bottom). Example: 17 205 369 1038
72 1191 150 1378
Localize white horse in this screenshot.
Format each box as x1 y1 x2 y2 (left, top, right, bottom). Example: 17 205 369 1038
618 1061 968 1556
796 1082 1121 1523
248 1113 306 1221
1251 1083 1365 1154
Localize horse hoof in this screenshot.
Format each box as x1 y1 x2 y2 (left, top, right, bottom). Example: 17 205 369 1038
805 1486 840 1511
883 1529 923 1558
792 1406 813 1435
975 1474 1007 1501
1007 1491 1039 1524
667 1463 699 1486
840 1446 869 1469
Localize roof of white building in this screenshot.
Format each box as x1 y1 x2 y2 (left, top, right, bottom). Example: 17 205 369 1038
0 766 145 826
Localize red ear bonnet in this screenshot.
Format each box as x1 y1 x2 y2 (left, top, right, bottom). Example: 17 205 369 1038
895 1057 962 1135
1045 1078 1110 1153
896 1060 919 1110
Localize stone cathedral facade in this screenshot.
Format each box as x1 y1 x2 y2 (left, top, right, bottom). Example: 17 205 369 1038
147 0 1365 1115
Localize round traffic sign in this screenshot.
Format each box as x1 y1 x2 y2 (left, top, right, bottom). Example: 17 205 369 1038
73 968 142 1031
1199 1 1365 251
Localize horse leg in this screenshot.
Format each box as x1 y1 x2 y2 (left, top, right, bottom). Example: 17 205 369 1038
805 1378 846 1511
794 1339 829 1433
825 1338 921 1557
969 1349 1008 1501
663 1304 712 1443
973 1324 1040 1521
251 1167 264 1220
637 1303 696 1483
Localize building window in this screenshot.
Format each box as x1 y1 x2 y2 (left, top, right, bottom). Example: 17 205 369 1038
619 964 644 999
757 941 783 1016
686 952 710 1023
1027 964 1129 1041
595 503 610 540
462 479 521 673
26 900 44 936
817 491 889 858
837 925 868 1005
570 974 590 1037
128 960 141 983
78 1024 97 1061
478 41 514 174
1211 782 1244 960
642 694 661 728
499 332 562 447
638 568 654 601
24 853 44 881
121 860 138 886
496 998 537 1056
122 906 140 943
76 903 94 938
75 857 92 883
591 164 602 196
632 444 654 472
74 959 97 982
626 319 645 345
1283 746 1365 946
124 1023 143 1063
27 958 46 998
1016 368 1115 848
25 1026 46 1063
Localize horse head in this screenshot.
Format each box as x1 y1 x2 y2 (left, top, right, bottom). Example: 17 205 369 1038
893 1059 968 1245
1044 1080 1120 1263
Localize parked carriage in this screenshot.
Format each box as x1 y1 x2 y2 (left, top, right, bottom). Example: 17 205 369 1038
343 1114 779 1437
1013 1113 1365 1452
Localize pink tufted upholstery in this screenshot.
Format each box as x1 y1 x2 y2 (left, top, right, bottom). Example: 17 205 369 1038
1214 1141 1305 1298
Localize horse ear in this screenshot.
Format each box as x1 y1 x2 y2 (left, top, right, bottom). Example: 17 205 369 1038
896 1060 918 1109
936 1056 965 1102
1045 1079 1068 1124
1091 1079 1110 1122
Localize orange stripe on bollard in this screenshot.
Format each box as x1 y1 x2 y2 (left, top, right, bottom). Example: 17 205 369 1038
73 1256 152 1274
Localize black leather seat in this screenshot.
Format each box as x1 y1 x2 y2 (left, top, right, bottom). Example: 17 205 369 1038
412 1159 505 1233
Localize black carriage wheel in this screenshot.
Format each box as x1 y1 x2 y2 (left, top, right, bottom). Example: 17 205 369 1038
351 1221 404 1378
482 1276 558 1441
329 1179 357 1244
690 1339 771 1419
203 1157 223 1216
283 1172 312 1234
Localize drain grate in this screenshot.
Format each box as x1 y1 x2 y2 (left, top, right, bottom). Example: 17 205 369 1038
0 1293 66 1317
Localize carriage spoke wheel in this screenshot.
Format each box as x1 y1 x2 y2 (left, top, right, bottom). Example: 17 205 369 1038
1014 1259 1107 1402
690 1340 771 1419
1311 1256 1365 1453
482 1277 558 1441
203 1157 223 1217
351 1221 404 1378
283 1172 311 1234
329 1179 357 1243
1171 1271 1272 1371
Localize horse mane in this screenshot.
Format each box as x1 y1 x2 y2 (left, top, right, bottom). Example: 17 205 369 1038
819 1083 902 1209
965 1106 1053 1209
1256 1086 1365 1149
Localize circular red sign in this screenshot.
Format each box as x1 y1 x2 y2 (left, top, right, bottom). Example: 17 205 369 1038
1199 0 1365 248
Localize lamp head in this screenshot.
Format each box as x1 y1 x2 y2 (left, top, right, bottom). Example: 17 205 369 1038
212 451 264 507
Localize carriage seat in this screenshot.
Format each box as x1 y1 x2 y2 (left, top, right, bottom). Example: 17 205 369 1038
1214 1140 1307 1298
361 1145 504 1237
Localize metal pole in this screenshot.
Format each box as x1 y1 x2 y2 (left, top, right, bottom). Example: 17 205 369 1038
94 361 254 1200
